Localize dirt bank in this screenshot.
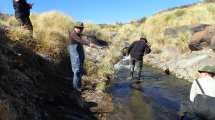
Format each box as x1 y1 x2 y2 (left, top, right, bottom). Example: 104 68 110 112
0 26 103 120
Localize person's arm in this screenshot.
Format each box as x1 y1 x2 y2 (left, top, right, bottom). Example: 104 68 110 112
144 44 151 54
24 0 33 9
70 32 90 46
190 80 197 102
127 42 135 55
14 0 32 9
13 0 21 7
81 35 97 48
27 3 33 9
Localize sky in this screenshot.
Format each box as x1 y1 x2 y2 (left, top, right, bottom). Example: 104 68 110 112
0 0 200 24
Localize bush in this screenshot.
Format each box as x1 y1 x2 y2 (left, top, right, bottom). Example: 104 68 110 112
6 26 32 45
204 0 215 3
31 11 74 59
174 9 186 17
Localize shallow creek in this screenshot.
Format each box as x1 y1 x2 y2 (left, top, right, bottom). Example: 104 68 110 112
107 58 191 120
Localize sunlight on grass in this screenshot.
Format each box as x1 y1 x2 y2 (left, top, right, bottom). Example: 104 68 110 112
2 2 215 80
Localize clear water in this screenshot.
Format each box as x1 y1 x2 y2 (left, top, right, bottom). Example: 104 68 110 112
108 64 191 120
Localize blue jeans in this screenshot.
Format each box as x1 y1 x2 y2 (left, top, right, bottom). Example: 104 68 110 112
68 44 85 91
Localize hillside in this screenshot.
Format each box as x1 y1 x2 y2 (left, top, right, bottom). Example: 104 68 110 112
142 2 215 79
0 26 97 120
0 12 112 120
99 2 215 80
1 1 215 119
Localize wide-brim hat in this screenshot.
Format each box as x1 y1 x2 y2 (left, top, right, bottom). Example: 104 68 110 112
198 66 215 74
74 22 84 28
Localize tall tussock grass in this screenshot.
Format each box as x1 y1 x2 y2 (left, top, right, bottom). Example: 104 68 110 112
97 2 215 77
32 11 74 60
2 11 114 79
2 2 215 79
139 2 215 60
4 11 74 61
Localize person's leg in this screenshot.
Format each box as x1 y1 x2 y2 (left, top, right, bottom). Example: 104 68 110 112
137 60 143 80
24 16 33 32
15 16 33 37
130 58 135 79
22 16 33 37
79 45 85 76
68 44 82 91
15 16 25 26
179 101 195 120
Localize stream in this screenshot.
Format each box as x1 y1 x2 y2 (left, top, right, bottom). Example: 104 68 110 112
107 57 191 120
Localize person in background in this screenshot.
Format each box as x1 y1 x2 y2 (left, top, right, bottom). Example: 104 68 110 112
190 66 215 102
127 37 151 80
180 66 215 120
68 22 96 92
13 0 33 32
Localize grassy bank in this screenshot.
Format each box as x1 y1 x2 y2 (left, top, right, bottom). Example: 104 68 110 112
2 2 215 86
1 11 119 93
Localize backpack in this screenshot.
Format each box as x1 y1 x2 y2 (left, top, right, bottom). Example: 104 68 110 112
144 44 151 54
193 80 215 120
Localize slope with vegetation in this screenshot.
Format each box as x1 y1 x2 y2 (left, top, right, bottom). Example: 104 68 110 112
0 25 97 120
99 1 215 80
1 1 215 119
142 2 215 79
0 11 112 120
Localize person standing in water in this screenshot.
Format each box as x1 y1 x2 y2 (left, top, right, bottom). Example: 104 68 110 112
127 37 151 80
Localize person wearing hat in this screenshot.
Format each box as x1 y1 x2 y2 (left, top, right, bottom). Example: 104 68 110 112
127 36 151 80
190 65 215 102
179 66 215 120
13 0 33 31
68 22 96 92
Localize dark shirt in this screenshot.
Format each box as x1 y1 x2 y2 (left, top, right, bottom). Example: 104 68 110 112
70 31 90 46
13 0 31 17
128 40 151 60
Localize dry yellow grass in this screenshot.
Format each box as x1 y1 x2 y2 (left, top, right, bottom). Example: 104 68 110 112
4 11 75 60
1 11 112 79
7 26 31 42
3 2 215 79
31 11 74 59
144 2 215 47
136 3 215 60
97 2 215 77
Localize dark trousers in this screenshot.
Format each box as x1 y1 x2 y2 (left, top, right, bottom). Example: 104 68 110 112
179 101 202 120
16 16 33 32
130 58 143 80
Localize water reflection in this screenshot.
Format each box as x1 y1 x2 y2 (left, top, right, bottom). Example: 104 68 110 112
129 88 153 120
108 64 190 120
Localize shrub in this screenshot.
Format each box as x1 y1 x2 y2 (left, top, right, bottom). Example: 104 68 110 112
30 11 74 60
174 9 186 17
6 26 32 45
204 0 215 3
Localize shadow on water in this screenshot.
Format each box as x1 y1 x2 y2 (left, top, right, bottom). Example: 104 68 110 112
107 63 191 120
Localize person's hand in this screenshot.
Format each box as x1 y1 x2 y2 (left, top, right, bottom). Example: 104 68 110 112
146 42 151 47
89 43 97 48
28 3 33 9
